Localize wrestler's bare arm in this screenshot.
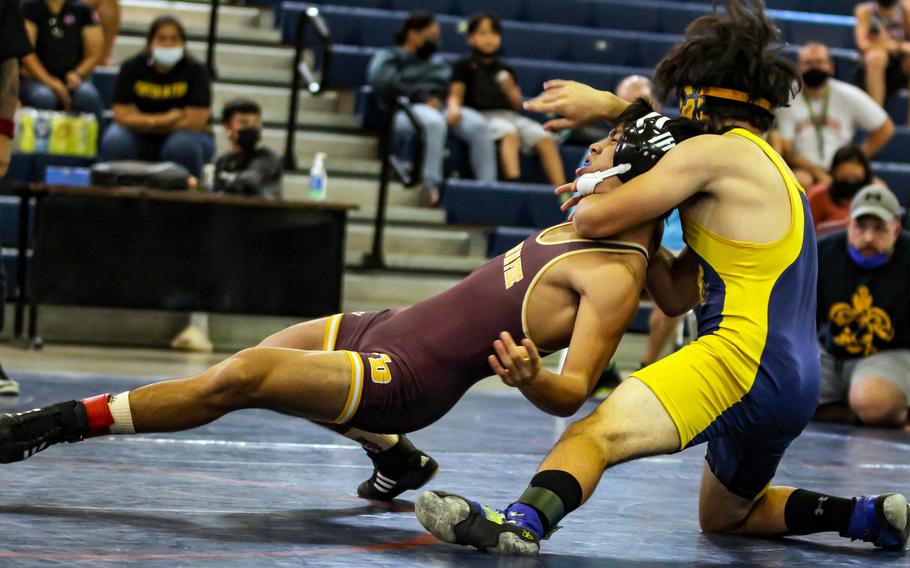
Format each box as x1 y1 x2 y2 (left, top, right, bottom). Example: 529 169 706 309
645 246 699 317
567 136 720 238
500 262 641 417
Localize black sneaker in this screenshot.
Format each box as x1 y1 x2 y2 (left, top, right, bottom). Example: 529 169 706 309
357 434 438 501
415 490 540 555
0 401 89 463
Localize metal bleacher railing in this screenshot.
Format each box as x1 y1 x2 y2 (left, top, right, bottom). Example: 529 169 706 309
205 0 220 78
280 5 427 269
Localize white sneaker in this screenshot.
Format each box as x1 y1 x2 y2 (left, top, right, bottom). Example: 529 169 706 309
0 378 20 396
170 325 214 353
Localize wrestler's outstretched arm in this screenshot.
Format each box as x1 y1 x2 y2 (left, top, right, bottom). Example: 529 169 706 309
523 80 629 131
488 262 641 417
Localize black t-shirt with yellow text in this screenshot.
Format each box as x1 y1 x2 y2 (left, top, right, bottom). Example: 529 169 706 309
817 231 910 359
113 52 211 114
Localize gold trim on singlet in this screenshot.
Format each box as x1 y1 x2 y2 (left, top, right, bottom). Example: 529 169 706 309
322 314 343 351
333 350 364 424
520 247 648 346
535 222 650 260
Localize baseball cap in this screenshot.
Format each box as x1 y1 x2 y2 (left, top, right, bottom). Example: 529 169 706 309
850 184 904 222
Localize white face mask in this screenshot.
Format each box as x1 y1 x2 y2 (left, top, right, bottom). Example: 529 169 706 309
151 46 184 68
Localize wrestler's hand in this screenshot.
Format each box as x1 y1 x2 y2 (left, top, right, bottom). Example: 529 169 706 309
489 331 542 388
524 80 626 131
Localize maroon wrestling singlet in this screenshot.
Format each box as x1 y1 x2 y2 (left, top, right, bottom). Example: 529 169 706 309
323 223 648 433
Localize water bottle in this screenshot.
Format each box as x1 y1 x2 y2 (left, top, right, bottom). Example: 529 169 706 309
309 152 328 201
34 111 51 154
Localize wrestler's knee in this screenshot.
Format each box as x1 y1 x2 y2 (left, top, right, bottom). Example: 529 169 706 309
203 348 266 409
561 403 631 466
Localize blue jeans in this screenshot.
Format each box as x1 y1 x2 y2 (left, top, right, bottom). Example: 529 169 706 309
395 104 496 187
19 78 105 122
99 123 215 177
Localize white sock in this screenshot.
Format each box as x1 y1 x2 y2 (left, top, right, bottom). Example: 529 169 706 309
343 428 399 453
108 391 136 435
190 312 210 336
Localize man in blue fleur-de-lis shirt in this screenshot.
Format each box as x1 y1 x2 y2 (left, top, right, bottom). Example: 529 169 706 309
815 183 910 430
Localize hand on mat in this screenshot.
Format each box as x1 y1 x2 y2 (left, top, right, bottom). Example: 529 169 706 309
524 80 624 131
489 331 542 388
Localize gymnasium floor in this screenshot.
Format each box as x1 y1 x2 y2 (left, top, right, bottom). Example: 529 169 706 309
0 347 908 567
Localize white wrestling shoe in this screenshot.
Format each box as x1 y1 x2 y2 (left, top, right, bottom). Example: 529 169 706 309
0 378 20 396
170 325 214 353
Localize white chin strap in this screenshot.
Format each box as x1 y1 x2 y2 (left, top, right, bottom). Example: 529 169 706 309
576 163 631 196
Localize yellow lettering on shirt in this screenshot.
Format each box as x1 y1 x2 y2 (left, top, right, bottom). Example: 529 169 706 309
503 242 524 290
134 81 188 100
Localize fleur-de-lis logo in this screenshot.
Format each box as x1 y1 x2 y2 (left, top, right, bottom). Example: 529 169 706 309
829 285 894 356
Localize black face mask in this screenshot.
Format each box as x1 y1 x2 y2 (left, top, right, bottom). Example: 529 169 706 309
829 179 868 202
416 39 438 60
236 127 260 153
802 68 830 88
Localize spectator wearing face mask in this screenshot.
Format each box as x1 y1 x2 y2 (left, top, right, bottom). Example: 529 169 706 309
815 185 910 430
213 98 281 199
367 10 496 206
98 15 213 177
855 0 910 113
808 144 889 235
775 42 894 189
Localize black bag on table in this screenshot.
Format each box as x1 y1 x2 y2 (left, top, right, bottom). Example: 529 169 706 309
90 161 192 190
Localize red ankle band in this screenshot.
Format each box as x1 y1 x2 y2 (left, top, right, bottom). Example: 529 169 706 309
81 394 114 435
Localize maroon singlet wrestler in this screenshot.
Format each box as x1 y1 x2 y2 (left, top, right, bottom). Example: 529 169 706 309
0 101 665 501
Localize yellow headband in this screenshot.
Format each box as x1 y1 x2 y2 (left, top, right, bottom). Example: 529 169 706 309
679 86 772 120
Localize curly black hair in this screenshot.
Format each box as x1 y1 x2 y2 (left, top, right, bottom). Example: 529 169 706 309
653 0 800 132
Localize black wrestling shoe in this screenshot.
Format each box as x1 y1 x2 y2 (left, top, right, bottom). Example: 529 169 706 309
416 491 541 555
0 401 89 463
357 434 439 501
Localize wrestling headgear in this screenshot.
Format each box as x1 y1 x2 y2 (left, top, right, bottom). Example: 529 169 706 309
576 112 678 195
679 85 772 121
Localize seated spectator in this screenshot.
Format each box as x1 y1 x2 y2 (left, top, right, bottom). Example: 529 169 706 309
808 144 886 235
213 98 282 199
367 11 496 205
85 0 119 65
99 15 213 177
815 185 910 430
775 42 894 189
854 0 910 113
449 13 565 185
19 0 104 120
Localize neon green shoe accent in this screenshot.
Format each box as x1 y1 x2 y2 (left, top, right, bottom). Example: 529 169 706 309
479 505 505 525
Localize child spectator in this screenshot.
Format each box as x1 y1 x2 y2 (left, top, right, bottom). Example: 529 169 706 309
449 12 566 185
99 15 213 177
214 98 282 199
19 0 104 120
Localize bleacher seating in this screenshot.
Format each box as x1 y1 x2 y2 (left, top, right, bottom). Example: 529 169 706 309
3 0 910 298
